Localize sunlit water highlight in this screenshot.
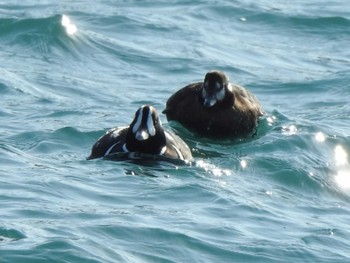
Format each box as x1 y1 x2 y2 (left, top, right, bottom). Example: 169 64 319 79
334 145 350 190
61 15 77 36
0 1 350 263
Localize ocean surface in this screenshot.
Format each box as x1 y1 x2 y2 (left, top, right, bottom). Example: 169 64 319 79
1 1 350 262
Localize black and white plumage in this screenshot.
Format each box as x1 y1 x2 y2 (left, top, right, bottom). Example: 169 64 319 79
87 105 193 162
163 70 264 138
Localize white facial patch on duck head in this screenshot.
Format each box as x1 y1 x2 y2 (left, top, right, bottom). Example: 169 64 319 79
201 85 207 99
216 82 232 102
215 81 221 90
216 86 226 101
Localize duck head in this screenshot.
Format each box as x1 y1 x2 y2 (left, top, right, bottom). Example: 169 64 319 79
125 105 167 155
200 70 233 108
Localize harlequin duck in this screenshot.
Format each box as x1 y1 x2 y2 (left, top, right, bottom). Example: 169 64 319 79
162 70 264 138
87 105 193 163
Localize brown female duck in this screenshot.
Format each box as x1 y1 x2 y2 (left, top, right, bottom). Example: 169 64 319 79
163 70 263 138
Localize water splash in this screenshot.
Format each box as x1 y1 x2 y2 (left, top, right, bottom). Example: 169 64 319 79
266 115 276 126
282 124 297 136
196 159 232 177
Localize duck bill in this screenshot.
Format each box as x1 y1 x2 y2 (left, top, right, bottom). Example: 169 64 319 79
203 96 217 108
135 129 149 141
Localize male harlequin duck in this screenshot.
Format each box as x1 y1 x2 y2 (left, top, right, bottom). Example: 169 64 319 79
87 105 193 163
162 70 264 138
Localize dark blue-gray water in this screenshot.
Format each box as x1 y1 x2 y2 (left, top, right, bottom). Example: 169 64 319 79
1 1 350 262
